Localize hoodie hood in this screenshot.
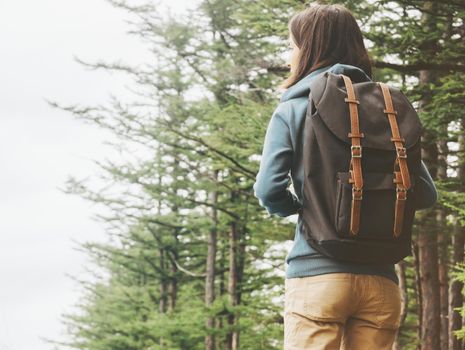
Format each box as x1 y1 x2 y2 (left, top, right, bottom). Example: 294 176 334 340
280 63 371 103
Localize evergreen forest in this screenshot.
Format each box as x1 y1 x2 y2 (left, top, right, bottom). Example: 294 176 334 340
48 1 465 349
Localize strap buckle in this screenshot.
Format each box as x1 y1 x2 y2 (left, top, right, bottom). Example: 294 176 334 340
352 187 363 200
351 145 362 158
396 187 407 200
396 147 407 158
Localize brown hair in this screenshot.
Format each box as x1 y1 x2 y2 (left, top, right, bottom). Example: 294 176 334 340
281 3 372 89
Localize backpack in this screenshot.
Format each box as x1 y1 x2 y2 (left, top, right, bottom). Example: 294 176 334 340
301 71 422 264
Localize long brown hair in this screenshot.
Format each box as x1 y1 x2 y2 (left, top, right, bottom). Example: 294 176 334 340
281 3 372 89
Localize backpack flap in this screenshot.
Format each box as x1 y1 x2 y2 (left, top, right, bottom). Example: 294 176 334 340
309 72 422 151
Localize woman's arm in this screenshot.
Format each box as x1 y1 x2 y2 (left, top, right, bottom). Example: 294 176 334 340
253 106 301 217
414 160 438 210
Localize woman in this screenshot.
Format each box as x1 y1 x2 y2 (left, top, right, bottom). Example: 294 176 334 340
253 3 437 350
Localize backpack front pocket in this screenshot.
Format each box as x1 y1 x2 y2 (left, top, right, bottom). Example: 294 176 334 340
335 171 415 240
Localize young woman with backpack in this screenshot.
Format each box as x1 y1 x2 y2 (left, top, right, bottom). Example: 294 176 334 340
253 3 438 349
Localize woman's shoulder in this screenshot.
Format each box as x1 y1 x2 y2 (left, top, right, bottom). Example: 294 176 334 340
273 97 308 125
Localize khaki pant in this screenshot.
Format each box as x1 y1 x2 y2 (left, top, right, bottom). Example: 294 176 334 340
284 273 401 350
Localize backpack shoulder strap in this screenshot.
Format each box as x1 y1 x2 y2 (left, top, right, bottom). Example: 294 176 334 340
378 82 412 237
341 74 364 236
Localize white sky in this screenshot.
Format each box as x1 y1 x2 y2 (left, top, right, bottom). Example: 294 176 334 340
0 1 195 349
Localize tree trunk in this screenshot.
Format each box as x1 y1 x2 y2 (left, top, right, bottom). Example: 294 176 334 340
437 208 449 350
418 217 441 350
449 221 464 350
413 240 422 349
159 248 167 313
233 204 247 350
437 134 449 350
417 131 440 348
449 119 465 350
417 4 441 347
205 170 219 350
157 155 167 347
168 227 179 312
226 218 238 350
226 185 240 350
216 237 226 350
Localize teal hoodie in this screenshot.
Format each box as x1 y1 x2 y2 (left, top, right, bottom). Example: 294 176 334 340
253 63 438 284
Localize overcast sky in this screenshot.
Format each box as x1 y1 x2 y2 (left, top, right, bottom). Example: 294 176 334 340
0 1 195 349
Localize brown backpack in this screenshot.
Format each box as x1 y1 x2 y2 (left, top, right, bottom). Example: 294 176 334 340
301 71 422 264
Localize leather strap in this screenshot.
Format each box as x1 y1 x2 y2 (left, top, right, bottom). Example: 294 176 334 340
378 82 411 237
341 74 364 236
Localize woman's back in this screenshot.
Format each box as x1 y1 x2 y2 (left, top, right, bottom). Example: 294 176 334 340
253 62 437 285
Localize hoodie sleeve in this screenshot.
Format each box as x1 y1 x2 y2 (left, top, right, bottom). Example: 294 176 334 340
253 105 301 217
414 160 438 210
